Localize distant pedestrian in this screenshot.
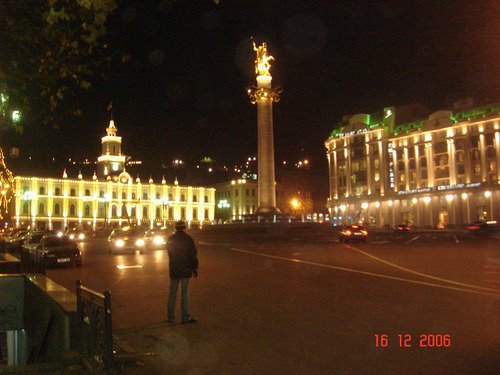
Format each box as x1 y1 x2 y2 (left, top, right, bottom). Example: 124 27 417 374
166 220 199 324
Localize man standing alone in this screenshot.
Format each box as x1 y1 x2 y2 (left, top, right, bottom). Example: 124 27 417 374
166 220 198 324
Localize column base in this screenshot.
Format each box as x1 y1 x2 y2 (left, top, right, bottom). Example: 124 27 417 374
255 206 282 216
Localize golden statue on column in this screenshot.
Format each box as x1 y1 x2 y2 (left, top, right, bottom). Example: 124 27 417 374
253 41 274 76
247 41 282 216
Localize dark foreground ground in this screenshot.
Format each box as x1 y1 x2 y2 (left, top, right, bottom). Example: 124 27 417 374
42 224 499 374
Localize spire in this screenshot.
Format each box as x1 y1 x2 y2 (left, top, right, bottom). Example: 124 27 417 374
106 119 117 136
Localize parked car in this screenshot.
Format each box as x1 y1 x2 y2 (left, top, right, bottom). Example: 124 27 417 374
338 224 368 242
466 220 499 234
144 227 172 250
395 223 411 232
22 230 54 253
108 226 147 254
33 234 82 267
4 230 30 253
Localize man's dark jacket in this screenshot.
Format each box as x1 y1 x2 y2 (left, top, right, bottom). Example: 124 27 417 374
166 230 199 279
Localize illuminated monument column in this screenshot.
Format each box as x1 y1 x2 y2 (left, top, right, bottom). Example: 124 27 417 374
247 42 282 215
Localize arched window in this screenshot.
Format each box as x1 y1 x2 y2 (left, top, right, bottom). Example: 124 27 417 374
156 207 161 219
192 208 198 220
39 187 45 195
156 193 160 199
70 189 76 197
85 189 91 196
55 187 61 196
181 207 186 220
22 202 29 215
112 206 117 217
204 195 209 203
112 191 117 199
169 194 173 201
192 195 198 202
142 192 148 200
132 192 136 200
180 194 186 202
99 190 105 198
143 206 148 217
122 191 126 199
204 209 209 220
38 203 45 215
168 207 173 219
54 203 60 215
84 204 90 217
69 204 76 216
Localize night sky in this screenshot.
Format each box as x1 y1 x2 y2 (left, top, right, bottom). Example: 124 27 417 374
5 0 500 175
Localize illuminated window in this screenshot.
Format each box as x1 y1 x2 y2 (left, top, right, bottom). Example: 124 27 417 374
122 191 126 199
70 204 76 216
192 195 198 202
204 209 209 220
54 204 60 215
181 207 186 220
112 191 117 199
39 187 46 195
142 192 148 200
55 187 61 196
70 189 76 197
143 206 148 217
204 195 209 203
192 208 198 220
132 192 136 200
85 189 91 196
84 205 90 217
180 194 186 202
38 203 45 215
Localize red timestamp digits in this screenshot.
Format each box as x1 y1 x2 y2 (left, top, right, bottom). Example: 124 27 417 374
374 334 451 348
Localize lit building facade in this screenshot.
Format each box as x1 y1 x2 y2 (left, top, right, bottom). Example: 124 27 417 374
214 179 258 222
13 120 215 230
325 104 500 228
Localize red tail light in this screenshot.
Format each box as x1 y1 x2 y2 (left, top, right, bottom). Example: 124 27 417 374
468 225 479 230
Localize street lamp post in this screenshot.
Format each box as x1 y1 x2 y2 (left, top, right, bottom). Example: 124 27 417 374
22 191 35 228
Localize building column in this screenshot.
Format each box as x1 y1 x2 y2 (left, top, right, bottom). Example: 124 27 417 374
479 133 487 181
448 139 457 185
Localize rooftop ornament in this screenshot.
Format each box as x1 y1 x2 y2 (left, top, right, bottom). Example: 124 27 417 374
253 41 274 76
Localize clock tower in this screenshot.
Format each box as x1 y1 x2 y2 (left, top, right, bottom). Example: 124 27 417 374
97 119 127 180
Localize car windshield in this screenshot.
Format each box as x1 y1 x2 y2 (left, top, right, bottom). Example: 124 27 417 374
29 233 51 243
43 236 74 247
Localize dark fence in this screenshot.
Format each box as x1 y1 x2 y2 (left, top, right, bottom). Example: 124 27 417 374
76 280 113 374
20 248 46 275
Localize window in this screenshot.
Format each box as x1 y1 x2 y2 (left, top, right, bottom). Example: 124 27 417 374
142 192 148 200
84 205 90 217
204 195 209 203
85 189 91 196
169 194 173 201
100 190 105 198
181 207 186 220
55 187 61 196
156 193 160 199
192 195 198 202
112 191 117 199
168 207 173 219
192 208 198 220
156 207 161 219
70 188 76 197
69 204 76 216
122 191 126 199
22 202 28 215
132 192 136 200
204 208 209 220
180 194 185 201
235 189 238 197
143 206 148 217
39 187 45 195
54 203 60 215
38 203 45 215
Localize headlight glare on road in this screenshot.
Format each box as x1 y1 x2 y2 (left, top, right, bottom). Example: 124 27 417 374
153 236 164 245
115 239 125 247
136 239 145 247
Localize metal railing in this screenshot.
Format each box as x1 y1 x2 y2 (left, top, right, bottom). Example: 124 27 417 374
76 280 113 374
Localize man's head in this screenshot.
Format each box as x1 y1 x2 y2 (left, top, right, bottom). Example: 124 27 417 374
175 220 186 231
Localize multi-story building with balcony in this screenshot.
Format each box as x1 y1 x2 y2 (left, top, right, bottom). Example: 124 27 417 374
13 119 215 231
325 103 500 228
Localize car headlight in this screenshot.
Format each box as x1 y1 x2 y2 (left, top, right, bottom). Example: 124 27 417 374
69 234 75 239
115 239 125 248
153 236 164 245
136 239 145 247
78 233 85 240
57 231 64 237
